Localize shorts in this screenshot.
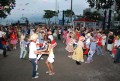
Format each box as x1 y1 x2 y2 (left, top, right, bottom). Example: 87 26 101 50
47 57 54 63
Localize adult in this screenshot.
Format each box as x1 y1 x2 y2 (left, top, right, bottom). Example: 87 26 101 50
107 32 114 54
29 33 41 79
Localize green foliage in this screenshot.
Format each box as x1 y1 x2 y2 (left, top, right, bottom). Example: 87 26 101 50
87 0 114 10
43 10 57 24
0 0 16 18
64 9 74 17
43 10 57 19
84 11 103 21
116 0 120 12
116 14 120 21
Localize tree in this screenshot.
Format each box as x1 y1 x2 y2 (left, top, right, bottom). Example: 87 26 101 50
115 14 120 21
84 11 103 21
87 0 115 30
64 9 74 23
0 0 16 18
43 10 57 25
87 0 114 10
116 0 120 13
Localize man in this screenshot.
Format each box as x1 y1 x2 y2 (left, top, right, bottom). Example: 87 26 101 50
107 32 114 54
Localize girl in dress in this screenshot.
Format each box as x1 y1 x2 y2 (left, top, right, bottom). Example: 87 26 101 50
10 32 18 49
62 29 67 43
65 32 75 58
40 39 55 75
102 33 107 53
72 36 85 65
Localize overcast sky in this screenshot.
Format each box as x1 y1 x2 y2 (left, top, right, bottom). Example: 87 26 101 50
5 0 89 23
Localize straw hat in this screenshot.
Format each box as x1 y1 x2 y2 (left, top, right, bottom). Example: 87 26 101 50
2 32 6 36
30 33 38 41
87 33 91 37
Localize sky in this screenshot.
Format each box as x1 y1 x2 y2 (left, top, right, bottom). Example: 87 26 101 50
4 0 89 24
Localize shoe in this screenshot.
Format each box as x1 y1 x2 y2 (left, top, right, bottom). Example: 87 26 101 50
49 72 55 75
85 61 90 63
113 61 120 64
40 57 44 60
46 71 51 74
4 55 8 57
36 72 39 75
32 75 39 79
76 61 81 65
68 55 72 58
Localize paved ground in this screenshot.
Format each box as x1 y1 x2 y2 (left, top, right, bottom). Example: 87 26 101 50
0 39 120 81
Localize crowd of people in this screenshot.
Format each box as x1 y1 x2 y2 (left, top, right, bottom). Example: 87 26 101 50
0 25 120 79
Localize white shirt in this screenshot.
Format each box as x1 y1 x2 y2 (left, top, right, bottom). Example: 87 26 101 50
48 35 54 40
29 42 37 58
0 31 4 37
116 39 120 47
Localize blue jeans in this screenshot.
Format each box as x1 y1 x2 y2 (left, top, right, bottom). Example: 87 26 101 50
30 58 37 77
96 46 103 55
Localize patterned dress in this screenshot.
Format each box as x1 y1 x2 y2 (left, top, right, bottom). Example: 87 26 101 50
72 40 84 62
65 38 74 53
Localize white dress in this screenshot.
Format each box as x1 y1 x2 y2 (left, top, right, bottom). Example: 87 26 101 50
47 46 55 63
102 35 106 46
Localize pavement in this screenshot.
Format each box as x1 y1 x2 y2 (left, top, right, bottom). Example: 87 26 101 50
0 39 120 81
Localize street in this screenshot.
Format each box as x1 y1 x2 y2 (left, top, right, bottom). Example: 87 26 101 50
0 40 120 81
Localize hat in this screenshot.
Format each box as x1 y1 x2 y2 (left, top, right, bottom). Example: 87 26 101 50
30 33 38 41
87 33 91 37
2 32 6 36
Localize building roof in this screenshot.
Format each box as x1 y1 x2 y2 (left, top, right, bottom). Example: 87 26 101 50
74 18 96 22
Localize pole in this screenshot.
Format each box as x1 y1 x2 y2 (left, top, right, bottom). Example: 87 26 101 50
62 10 64 25
70 0 73 23
107 9 112 29
55 0 58 24
103 10 107 30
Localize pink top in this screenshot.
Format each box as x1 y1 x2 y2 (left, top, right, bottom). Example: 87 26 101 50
66 33 70 45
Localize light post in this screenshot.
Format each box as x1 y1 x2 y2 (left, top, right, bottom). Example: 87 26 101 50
55 0 58 24
70 0 73 23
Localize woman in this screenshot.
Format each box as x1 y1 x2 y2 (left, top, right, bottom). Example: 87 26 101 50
29 33 41 79
72 36 85 65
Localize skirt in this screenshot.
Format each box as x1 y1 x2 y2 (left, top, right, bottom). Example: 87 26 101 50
10 39 17 44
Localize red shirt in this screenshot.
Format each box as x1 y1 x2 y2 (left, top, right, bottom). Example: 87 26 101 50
97 37 102 46
10 33 17 40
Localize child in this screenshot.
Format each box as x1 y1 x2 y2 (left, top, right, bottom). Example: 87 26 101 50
10 32 18 49
65 35 75 58
35 35 48 63
40 39 55 75
1 33 8 57
85 38 96 63
20 34 28 59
